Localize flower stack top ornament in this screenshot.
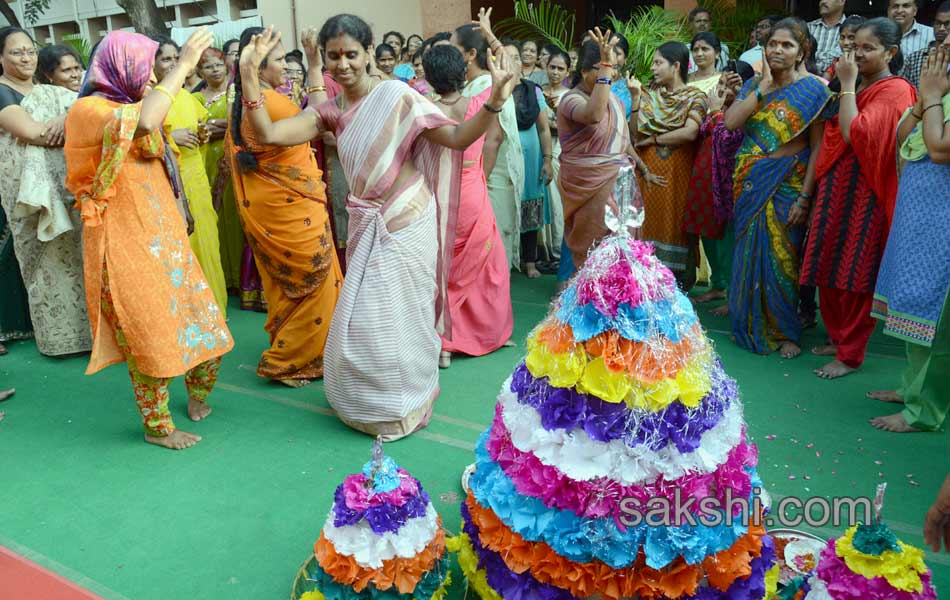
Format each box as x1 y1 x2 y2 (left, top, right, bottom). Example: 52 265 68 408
295 437 450 600
450 168 778 599
804 484 937 600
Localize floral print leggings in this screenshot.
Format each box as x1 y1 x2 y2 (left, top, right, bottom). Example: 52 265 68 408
100 266 222 437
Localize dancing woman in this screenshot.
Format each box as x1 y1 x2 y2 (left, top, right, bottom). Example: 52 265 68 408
227 26 343 387
724 18 832 358
237 12 516 439
64 29 232 450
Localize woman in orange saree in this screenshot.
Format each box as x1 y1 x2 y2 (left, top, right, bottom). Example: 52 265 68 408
64 29 232 451
226 27 342 387
236 15 516 439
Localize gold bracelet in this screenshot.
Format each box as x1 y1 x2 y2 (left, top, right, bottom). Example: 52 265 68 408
305 85 327 94
839 91 856 97
153 85 176 102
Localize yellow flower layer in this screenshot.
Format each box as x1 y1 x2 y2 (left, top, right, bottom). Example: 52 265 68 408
525 335 712 410
447 534 503 600
834 525 927 593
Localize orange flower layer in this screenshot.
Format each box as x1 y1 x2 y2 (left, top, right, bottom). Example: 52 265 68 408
537 321 704 384
464 494 765 600
314 526 446 595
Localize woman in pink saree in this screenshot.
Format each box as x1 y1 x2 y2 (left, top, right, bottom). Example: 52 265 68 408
237 15 516 440
423 44 513 367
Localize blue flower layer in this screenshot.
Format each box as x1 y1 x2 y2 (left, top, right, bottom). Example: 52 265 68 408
470 431 751 569
556 286 698 342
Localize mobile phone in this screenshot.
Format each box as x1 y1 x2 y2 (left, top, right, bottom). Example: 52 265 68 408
725 59 738 73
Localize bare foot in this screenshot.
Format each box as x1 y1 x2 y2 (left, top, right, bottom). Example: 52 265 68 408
710 304 729 317
188 399 212 421
524 263 542 279
811 344 837 357
439 351 452 369
503 339 516 347
814 359 855 379
866 390 904 404
145 429 202 450
278 378 312 388
869 413 923 433
0 388 13 402
694 289 727 304
779 341 801 359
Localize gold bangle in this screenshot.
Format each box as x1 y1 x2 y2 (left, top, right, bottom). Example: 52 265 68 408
839 91 855 97
153 84 176 102
305 85 327 94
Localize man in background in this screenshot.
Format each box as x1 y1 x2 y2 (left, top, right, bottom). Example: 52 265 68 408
889 0 935 58
902 0 950 87
808 0 848 74
688 7 730 70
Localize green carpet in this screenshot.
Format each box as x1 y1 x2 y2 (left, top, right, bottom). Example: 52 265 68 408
0 275 947 599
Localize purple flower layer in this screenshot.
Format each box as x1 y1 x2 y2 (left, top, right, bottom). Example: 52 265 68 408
510 361 736 453
461 501 577 600
332 484 430 535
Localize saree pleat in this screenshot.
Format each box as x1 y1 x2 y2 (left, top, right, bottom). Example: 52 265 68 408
227 90 341 381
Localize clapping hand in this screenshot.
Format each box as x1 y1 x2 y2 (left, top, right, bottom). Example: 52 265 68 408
301 27 323 72
179 27 214 73
588 27 617 65
241 25 282 71
920 47 950 102
486 45 517 104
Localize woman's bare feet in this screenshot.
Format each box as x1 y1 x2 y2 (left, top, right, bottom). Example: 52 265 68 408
778 341 801 359
439 351 452 369
710 304 729 317
814 359 855 379
188 399 212 421
145 429 202 450
524 263 542 279
278 378 312 388
0 388 14 402
693 289 726 304
869 413 923 433
811 344 837 356
866 390 904 404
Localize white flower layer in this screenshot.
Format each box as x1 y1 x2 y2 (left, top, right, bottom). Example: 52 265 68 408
803 576 835 600
499 390 744 485
322 502 440 569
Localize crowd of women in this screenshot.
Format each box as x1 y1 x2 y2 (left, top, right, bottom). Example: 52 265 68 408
0 6 947 448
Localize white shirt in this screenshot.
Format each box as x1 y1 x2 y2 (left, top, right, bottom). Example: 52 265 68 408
900 20 935 59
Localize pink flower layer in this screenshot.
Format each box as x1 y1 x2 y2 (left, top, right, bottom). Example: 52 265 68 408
574 241 676 316
814 539 937 600
487 405 757 524
340 469 420 511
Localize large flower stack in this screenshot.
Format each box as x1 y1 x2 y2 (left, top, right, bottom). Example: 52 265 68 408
297 441 451 600
804 520 937 600
452 234 778 600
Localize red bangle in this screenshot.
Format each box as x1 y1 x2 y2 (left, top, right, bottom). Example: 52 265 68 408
599 61 613 68
242 95 265 110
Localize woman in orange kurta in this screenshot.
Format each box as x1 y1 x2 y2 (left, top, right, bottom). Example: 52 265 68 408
64 29 231 450
225 27 342 387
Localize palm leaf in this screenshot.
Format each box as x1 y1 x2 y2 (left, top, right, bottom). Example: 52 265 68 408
607 7 690 81
495 0 576 51
696 0 769 57
60 34 92 66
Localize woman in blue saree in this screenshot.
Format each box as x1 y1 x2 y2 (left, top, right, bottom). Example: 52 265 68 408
724 18 832 358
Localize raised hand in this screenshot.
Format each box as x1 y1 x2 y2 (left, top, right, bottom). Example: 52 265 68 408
301 27 323 71
920 47 950 102
240 26 282 71
587 27 617 64
626 72 642 98
179 27 214 72
836 49 859 88
474 7 494 38
487 45 516 103
758 47 773 94
723 71 743 95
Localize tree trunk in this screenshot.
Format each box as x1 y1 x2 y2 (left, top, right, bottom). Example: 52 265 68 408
0 2 21 28
115 0 168 37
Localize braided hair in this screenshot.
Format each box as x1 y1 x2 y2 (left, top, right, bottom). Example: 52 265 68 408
231 26 265 171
